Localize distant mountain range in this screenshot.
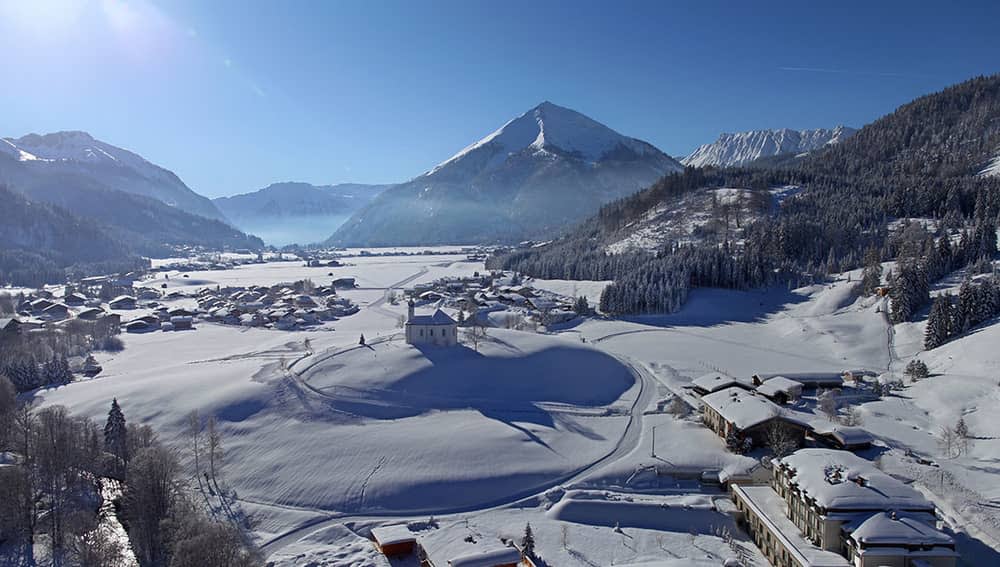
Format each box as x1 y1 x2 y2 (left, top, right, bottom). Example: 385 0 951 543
1 131 227 221
0 131 262 283
327 101 683 246
491 74 1000 314
214 182 390 245
681 126 856 168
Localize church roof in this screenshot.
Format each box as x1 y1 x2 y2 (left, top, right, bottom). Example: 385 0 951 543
407 309 456 326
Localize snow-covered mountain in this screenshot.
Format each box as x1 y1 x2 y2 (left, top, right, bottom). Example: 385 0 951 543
214 182 391 245
0 131 226 221
681 126 856 168
328 102 683 246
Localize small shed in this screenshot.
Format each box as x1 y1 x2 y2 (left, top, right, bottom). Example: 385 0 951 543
812 425 874 451
754 376 803 404
109 295 137 310
63 292 87 306
447 545 521 567
753 372 844 390
371 524 416 557
690 372 753 396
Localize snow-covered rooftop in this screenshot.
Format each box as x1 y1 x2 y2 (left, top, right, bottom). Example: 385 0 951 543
755 376 803 398
778 449 934 512
701 386 780 430
446 544 521 567
846 512 954 548
407 308 456 326
733 485 851 567
371 524 416 546
691 372 750 394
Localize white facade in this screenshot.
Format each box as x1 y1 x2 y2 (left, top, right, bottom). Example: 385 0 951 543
405 302 458 347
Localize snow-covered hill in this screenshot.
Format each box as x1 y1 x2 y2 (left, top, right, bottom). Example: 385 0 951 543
214 182 390 245
327 102 683 246
0 131 226 222
682 126 856 168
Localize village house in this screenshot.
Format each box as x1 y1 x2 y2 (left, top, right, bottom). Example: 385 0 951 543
109 295 137 310
76 307 107 322
754 372 845 390
170 315 194 331
419 537 525 567
0 317 21 336
810 425 874 452
691 372 755 396
371 524 417 557
63 292 87 307
405 301 458 347
730 448 956 567
755 376 805 404
41 303 70 321
29 298 54 313
700 387 809 450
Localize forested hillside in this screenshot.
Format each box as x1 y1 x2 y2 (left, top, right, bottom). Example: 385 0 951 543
491 74 1000 315
0 185 148 286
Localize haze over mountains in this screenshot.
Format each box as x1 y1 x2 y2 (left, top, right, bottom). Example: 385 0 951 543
0 131 262 285
327 101 684 246
1 131 226 222
214 182 390 245
681 126 857 168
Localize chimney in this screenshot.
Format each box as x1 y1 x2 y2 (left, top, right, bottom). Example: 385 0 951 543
407 300 415 321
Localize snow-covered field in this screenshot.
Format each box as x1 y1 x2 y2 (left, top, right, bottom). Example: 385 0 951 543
25 254 1000 565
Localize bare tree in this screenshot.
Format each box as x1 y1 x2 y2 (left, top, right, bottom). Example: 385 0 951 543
169 519 262 567
667 396 690 418
0 374 16 449
207 416 224 490
68 520 127 567
938 425 959 459
466 321 487 352
818 388 839 420
840 405 864 427
123 445 181 566
765 420 799 458
187 410 203 488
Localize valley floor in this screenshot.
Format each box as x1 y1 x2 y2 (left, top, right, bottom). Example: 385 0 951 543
21 253 1000 566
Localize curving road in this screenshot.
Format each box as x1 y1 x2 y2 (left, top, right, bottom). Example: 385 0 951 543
259 347 656 557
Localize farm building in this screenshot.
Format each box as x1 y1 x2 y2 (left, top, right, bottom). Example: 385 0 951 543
753 372 844 390
690 372 754 396
371 524 416 557
810 425 874 452
109 295 137 310
700 387 808 450
755 376 803 404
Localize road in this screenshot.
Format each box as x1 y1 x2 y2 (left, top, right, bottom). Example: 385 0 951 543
259 346 656 557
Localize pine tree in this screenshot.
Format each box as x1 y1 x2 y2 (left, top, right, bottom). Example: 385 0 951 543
861 247 883 295
958 278 975 331
104 398 128 471
521 523 535 558
925 296 951 350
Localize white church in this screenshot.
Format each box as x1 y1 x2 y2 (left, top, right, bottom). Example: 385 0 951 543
404 301 458 346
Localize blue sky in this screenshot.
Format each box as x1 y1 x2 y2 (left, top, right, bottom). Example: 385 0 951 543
1 1 997 198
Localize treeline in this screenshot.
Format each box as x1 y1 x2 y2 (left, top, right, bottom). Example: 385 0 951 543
0 185 150 287
490 74 1000 315
1 294 122 393
0 385 260 566
925 276 1000 349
